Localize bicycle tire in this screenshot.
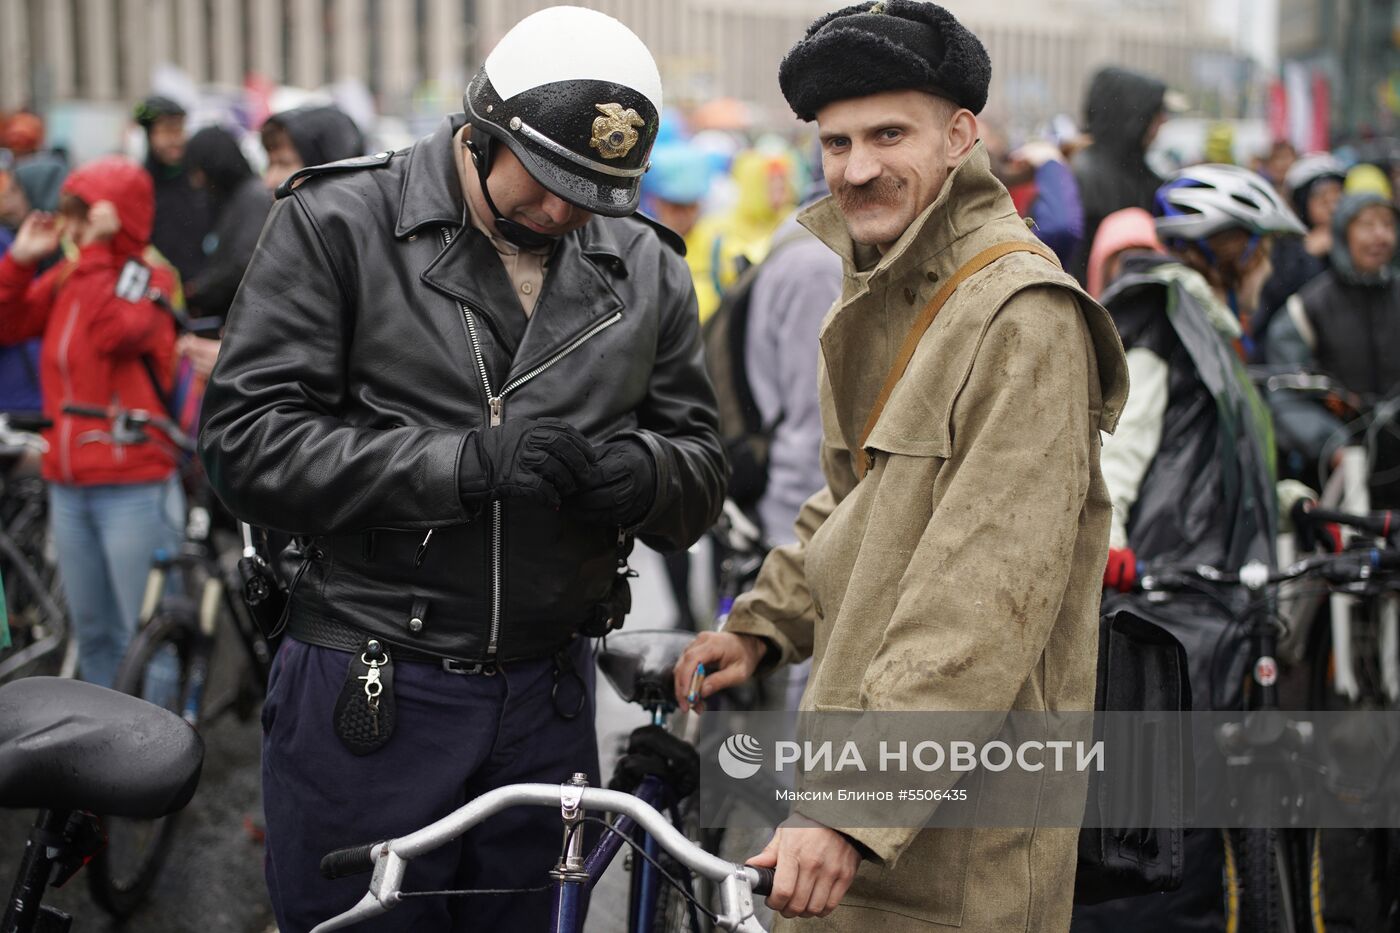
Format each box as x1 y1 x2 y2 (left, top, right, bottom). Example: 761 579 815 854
1227 827 1284 933
86 609 197 919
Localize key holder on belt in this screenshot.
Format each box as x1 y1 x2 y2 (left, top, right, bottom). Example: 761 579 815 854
552 645 588 720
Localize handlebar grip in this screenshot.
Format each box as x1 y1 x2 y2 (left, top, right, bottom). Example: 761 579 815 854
319 842 381 880
61 403 110 419
747 865 775 897
5 413 51 431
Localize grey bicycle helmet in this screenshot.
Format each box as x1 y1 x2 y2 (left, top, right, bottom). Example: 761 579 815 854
1154 163 1306 241
1283 153 1346 221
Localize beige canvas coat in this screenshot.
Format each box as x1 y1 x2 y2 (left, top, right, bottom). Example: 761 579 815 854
723 143 1129 931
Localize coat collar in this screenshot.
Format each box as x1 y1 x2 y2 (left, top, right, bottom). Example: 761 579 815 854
798 142 1018 296
404 117 629 382
395 115 627 270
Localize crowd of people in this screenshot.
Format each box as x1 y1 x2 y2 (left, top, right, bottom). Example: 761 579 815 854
1 0 1399 930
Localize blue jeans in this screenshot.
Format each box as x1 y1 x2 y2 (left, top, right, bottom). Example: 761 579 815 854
48 476 185 688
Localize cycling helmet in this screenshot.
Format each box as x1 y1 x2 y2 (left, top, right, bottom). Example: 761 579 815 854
1283 153 1346 220
1154 163 1306 241
463 5 662 240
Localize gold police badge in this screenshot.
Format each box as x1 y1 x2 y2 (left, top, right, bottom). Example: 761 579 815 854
590 103 645 160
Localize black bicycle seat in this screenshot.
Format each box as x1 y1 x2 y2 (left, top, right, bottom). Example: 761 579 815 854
0 677 204 818
596 630 695 708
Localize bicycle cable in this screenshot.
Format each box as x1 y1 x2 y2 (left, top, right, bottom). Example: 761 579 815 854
393 816 725 924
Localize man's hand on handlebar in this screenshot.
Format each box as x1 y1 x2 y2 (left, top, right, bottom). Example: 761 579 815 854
746 815 862 919
671 631 768 713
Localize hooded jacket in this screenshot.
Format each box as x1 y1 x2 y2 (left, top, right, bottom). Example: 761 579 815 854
688 149 798 322
264 105 365 168
0 157 177 485
1085 206 1164 299
182 126 273 319
1071 67 1167 283
722 142 1128 932
145 149 210 287
1265 193 1400 505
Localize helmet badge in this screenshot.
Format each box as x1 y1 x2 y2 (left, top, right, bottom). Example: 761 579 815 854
590 103 645 160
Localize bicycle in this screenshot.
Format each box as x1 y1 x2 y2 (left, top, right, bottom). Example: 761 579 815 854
0 675 204 933
57 403 277 918
1138 541 1400 933
0 413 74 683
1260 369 1400 710
314 628 775 933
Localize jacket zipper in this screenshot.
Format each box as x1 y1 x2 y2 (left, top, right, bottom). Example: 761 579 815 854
56 298 81 483
440 226 622 658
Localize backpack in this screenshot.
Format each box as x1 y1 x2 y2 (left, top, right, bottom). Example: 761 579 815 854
701 229 811 511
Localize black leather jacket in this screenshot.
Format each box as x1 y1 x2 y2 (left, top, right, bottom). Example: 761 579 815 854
199 116 725 663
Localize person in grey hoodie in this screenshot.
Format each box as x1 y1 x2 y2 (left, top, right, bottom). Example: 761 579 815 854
745 204 840 547
1070 66 1172 284
1265 191 1400 506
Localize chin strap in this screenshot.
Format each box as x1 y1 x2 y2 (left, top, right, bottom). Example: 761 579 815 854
466 127 559 251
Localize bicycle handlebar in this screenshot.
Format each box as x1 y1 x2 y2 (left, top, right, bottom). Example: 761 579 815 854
1140 549 1400 595
0 413 51 454
60 403 195 455
1292 500 1397 544
309 782 771 933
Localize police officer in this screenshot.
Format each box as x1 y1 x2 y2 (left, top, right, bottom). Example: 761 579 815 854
198 8 725 931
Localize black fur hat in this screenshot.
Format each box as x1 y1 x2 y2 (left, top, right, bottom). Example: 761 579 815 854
778 0 991 121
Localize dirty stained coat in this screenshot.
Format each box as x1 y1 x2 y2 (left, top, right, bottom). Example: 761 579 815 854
723 143 1129 932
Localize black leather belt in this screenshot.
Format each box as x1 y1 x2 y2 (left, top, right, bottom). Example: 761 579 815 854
286 613 497 675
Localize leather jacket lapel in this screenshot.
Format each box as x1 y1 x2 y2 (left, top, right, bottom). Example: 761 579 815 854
508 233 624 384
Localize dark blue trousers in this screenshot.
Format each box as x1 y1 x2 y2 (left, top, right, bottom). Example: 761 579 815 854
261 636 600 933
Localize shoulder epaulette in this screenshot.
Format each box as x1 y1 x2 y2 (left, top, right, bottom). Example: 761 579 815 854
275 150 395 200
631 212 687 258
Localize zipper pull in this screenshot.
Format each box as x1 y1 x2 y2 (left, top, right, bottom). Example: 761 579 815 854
489 397 503 427
414 529 434 568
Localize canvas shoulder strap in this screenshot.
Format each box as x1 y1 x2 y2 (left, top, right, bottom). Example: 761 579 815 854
853 241 1056 478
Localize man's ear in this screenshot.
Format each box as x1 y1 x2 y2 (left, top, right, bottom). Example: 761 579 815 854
946 109 978 166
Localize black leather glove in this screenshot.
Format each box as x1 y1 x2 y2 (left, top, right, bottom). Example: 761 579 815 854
571 439 657 527
458 418 597 508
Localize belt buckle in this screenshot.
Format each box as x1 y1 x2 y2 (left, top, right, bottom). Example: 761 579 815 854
442 658 495 676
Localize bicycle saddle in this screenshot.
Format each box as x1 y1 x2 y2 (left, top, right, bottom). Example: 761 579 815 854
0 677 204 818
596 630 694 709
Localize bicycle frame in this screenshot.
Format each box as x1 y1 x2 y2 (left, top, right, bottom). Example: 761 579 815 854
0 478 72 682
311 780 768 933
136 522 272 723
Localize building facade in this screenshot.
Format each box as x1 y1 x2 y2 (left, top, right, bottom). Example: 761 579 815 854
2 0 1242 132
1279 0 1400 138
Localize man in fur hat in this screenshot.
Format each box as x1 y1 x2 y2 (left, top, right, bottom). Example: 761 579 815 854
674 2 1129 929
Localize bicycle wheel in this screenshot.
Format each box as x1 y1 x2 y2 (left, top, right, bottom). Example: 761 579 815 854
86 609 197 918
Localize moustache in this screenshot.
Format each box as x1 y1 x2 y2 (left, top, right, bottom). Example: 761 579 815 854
834 176 905 211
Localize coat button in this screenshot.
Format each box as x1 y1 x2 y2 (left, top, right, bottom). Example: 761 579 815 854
926 271 940 283
904 287 917 304
409 617 424 633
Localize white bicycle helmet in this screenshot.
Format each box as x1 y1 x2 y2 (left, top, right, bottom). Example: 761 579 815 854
1154 163 1306 241
1284 153 1346 199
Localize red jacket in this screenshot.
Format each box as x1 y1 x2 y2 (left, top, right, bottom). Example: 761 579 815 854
0 157 178 486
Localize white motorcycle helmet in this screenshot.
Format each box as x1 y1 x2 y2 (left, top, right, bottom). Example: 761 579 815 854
463 6 663 245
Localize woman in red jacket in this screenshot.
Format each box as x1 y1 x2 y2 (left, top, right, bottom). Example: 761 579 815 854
0 156 184 687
